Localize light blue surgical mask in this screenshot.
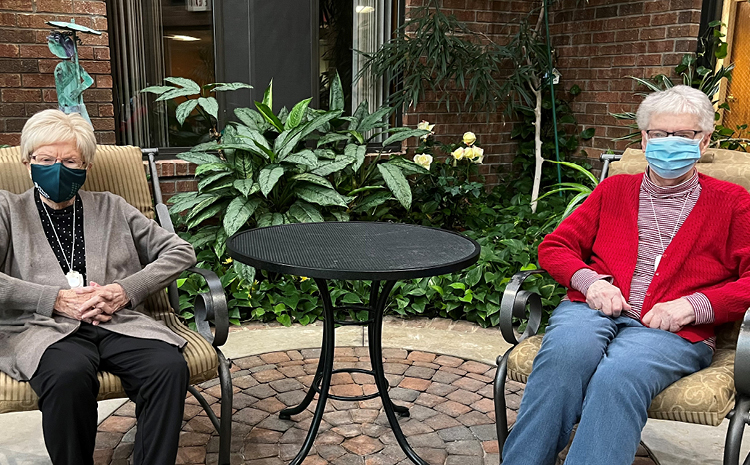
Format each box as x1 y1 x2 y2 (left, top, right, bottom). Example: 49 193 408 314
644 136 702 179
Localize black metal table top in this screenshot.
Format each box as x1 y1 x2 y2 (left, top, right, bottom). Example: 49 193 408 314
227 222 480 281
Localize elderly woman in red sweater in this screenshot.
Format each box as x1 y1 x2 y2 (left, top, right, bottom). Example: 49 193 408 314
501 85 750 465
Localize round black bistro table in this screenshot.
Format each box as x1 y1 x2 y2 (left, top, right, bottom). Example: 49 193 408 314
227 222 480 465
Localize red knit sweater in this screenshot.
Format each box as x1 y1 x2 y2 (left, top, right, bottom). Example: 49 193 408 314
538 172 750 343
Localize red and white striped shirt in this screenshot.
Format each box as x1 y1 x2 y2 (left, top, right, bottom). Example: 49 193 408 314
569 169 715 348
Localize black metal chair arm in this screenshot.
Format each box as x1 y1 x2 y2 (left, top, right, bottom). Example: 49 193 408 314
733 308 750 397
152 196 229 347
184 267 230 348
499 269 548 346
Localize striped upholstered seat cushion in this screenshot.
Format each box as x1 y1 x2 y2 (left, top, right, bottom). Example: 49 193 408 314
0 292 219 413
0 146 218 414
507 333 736 427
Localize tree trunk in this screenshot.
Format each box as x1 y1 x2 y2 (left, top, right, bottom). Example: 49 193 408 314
530 86 544 213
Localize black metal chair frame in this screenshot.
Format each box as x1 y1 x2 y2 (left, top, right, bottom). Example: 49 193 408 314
146 151 233 465
492 153 750 465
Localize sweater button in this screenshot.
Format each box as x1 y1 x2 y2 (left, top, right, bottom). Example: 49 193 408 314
655 272 659 276
646 292 651 296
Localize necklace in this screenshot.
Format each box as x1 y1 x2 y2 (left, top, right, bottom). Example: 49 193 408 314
43 201 84 288
648 189 693 271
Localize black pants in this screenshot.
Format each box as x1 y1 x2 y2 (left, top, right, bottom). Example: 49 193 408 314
29 323 189 465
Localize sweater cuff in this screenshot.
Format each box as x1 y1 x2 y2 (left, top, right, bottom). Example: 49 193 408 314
685 293 714 325
114 274 150 309
37 285 62 318
570 268 613 296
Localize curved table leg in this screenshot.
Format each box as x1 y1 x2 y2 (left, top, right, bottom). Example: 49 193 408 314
368 281 410 418
369 280 428 465
286 278 336 465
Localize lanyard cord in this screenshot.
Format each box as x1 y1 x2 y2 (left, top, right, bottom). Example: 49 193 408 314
42 202 76 271
648 189 693 258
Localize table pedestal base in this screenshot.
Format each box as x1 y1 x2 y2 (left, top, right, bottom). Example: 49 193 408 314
280 278 429 465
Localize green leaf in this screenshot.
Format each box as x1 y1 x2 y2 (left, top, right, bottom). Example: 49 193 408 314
294 184 349 207
331 211 349 222
233 260 256 282
289 201 324 223
465 266 482 287
187 203 224 229
211 82 253 92
549 160 599 186
198 96 219 120
233 178 255 197
358 107 391 133
223 197 261 236
352 191 392 213
235 126 272 155
286 97 312 130
175 99 198 125
311 159 351 176
317 133 351 147
234 108 267 131
255 101 284 132
377 163 411 209
385 156 428 175
277 314 292 327
329 72 345 111
569 84 582 96
292 173 334 190
198 171 233 192
281 150 318 168
344 144 368 172
164 76 200 92
140 85 174 95
185 227 218 250
195 162 231 176
382 129 430 147
262 80 273 109
176 151 221 165
232 152 253 178
258 164 285 197
580 128 596 140
170 193 218 215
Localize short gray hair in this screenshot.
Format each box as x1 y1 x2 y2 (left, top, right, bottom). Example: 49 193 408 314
20 109 97 165
636 85 715 134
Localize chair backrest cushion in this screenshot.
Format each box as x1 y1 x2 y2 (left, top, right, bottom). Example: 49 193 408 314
0 145 154 219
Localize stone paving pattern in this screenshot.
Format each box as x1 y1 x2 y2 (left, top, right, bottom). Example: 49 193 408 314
93 347 656 465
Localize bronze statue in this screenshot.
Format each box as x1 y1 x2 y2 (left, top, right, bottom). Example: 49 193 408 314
46 20 101 126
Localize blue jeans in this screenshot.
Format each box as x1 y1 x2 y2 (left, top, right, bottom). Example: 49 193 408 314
501 301 713 465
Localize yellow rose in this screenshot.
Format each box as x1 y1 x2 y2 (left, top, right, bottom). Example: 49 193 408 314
463 131 476 146
413 154 433 170
470 146 484 164
417 120 435 140
451 147 465 160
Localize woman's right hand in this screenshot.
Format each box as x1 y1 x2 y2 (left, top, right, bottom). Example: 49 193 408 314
586 280 632 317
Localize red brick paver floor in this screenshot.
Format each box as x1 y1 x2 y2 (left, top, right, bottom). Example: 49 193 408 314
94 348 657 465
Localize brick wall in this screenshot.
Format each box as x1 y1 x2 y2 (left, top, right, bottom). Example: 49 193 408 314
0 0 115 146
550 0 702 159
402 0 704 182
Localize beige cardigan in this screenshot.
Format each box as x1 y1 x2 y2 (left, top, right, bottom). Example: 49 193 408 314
0 188 197 381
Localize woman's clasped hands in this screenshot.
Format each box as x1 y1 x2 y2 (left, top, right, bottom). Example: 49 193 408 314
53 282 130 325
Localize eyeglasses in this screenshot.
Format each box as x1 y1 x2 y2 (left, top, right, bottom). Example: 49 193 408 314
31 155 85 170
646 130 702 139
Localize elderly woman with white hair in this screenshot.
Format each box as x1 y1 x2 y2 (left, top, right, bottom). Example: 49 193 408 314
0 109 196 465
501 85 750 465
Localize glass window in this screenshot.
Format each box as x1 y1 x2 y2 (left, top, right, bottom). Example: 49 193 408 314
108 0 215 148
319 0 400 123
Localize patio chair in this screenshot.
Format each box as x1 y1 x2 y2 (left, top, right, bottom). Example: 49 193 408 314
493 147 750 465
0 145 233 465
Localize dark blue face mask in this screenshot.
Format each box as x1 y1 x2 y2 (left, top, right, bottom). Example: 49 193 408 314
30 163 87 203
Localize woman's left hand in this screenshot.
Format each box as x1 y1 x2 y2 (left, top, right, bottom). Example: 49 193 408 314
78 282 130 325
642 298 696 332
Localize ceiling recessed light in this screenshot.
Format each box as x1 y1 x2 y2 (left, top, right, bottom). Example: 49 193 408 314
169 35 200 41
356 5 375 13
